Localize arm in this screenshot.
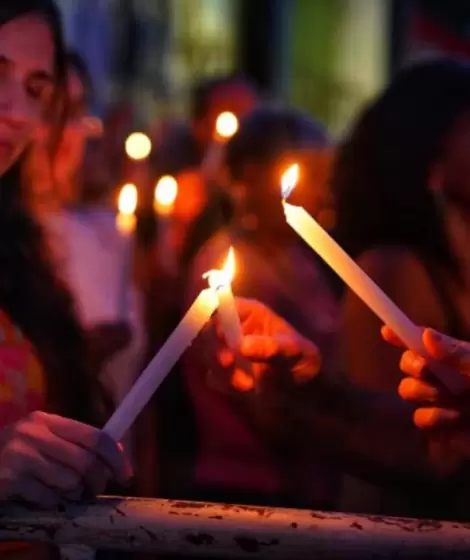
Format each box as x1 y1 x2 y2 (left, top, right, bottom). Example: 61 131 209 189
342 248 446 391
240 372 464 489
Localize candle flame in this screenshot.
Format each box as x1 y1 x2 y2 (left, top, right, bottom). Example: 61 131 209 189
215 112 238 140
155 175 178 208
118 183 138 215
203 247 236 289
125 132 152 161
281 163 299 200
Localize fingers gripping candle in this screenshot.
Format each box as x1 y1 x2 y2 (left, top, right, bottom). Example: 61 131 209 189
281 164 468 394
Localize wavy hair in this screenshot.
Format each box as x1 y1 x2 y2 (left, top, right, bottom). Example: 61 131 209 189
0 0 106 425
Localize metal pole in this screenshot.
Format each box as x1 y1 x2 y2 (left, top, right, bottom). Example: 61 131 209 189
0 497 470 558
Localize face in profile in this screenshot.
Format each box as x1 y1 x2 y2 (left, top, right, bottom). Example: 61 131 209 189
0 15 54 175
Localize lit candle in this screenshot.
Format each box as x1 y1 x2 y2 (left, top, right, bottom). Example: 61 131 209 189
204 247 242 348
104 287 219 441
154 175 178 275
201 111 238 181
281 164 468 394
125 132 152 161
116 183 138 319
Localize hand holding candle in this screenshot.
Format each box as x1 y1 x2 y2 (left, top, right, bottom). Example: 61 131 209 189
280 164 469 394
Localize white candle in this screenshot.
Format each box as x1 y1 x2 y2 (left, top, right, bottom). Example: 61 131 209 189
104 288 219 441
116 184 137 320
204 247 242 348
201 112 238 182
281 164 468 394
154 175 178 275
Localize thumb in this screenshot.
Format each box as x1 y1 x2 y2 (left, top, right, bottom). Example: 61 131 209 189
423 329 470 369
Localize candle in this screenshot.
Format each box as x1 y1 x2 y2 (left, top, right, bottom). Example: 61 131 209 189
154 175 178 275
104 287 219 441
204 247 242 348
201 111 238 181
281 164 468 394
125 132 152 161
116 183 137 319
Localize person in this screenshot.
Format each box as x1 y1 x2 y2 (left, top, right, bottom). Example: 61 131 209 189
26 49 146 442
166 107 340 510
137 75 259 254
0 0 129 538
331 59 470 517
155 74 259 178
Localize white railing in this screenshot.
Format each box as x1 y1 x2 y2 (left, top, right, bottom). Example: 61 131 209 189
0 496 469 558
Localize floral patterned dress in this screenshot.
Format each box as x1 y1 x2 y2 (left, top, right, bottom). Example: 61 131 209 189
0 311 46 557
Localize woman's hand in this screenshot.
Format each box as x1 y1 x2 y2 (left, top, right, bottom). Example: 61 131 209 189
211 298 321 392
0 411 132 507
382 326 470 427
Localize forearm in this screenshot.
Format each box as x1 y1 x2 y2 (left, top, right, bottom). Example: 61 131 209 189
243 374 462 487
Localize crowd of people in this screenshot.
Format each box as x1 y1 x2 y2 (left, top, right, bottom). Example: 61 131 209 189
2 0 470 558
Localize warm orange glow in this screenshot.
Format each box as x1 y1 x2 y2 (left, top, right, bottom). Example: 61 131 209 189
215 112 238 140
281 163 300 199
125 132 152 161
116 183 138 234
154 175 178 214
204 247 236 289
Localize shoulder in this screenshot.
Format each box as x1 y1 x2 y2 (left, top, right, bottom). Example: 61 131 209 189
356 246 434 293
349 246 444 328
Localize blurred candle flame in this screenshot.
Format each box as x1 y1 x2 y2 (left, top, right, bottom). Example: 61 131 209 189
204 247 236 289
281 163 300 200
125 132 152 161
154 175 178 213
117 183 138 234
215 112 238 140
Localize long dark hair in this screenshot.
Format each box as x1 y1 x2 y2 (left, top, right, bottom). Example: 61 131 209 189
0 1 105 425
332 59 470 277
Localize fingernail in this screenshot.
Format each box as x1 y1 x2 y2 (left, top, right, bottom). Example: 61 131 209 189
413 355 427 372
232 370 255 392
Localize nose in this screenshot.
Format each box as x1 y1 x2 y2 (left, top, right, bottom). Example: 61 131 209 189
0 81 39 130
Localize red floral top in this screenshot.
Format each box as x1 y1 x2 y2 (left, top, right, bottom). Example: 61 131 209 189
0 311 45 426
0 311 46 553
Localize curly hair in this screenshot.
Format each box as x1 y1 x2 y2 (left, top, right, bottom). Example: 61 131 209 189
331 59 470 277
0 0 107 426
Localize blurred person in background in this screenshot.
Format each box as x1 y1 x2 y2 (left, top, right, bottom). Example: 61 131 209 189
27 48 147 453
332 59 470 520
144 106 340 510
138 74 259 257
0 3 130 558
